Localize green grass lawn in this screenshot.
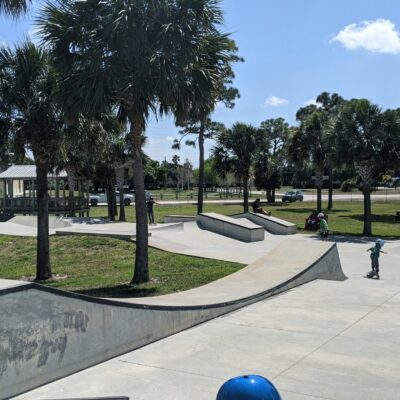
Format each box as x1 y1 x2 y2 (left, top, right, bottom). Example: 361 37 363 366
90 199 400 238
0 235 244 298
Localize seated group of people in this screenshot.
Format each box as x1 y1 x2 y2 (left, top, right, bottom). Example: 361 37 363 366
252 198 271 216
305 211 329 235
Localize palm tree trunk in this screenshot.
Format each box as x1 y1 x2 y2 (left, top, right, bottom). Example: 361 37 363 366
357 163 374 236
315 165 324 213
35 161 52 280
317 187 322 213
116 167 126 222
197 118 205 214
130 114 149 284
66 167 76 217
119 191 126 221
328 164 333 210
106 181 115 221
266 189 272 203
243 176 249 213
363 188 372 235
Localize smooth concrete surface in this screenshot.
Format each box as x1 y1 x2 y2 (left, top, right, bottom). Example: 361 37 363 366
235 212 297 235
14 239 400 400
164 215 197 223
0 278 30 291
197 212 265 242
0 216 183 239
119 241 345 306
0 240 343 399
0 216 71 236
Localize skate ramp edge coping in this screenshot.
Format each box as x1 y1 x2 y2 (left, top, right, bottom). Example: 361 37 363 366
0 242 345 399
233 212 297 235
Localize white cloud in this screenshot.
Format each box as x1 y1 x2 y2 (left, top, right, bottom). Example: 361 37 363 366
165 136 175 142
303 99 322 107
263 96 289 107
0 40 7 48
332 19 400 54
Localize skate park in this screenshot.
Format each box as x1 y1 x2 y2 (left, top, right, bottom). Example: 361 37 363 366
1 213 400 400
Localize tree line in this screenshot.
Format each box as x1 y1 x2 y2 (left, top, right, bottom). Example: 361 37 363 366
184 92 400 236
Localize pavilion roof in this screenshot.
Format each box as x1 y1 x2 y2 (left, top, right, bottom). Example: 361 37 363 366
0 165 68 179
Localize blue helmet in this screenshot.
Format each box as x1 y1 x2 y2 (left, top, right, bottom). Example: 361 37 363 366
216 375 281 400
376 239 385 248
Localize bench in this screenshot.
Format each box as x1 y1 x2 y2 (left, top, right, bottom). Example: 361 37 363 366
164 215 197 223
197 212 264 242
235 212 297 235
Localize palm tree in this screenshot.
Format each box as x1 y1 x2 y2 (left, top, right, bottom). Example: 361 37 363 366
212 123 260 213
60 115 125 219
315 92 345 209
0 0 29 16
255 118 290 203
173 34 241 214
335 99 399 235
173 118 225 208
0 42 63 280
0 67 13 172
39 0 228 283
289 106 330 213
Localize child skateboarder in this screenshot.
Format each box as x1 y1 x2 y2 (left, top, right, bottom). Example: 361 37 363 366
366 239 387 279
318 213 329 239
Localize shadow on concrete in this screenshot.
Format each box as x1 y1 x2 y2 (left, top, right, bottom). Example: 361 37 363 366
307 234 397 244
67 217 112 225
74 284 158 298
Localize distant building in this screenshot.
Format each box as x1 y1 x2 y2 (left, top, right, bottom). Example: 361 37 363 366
0 165 89 217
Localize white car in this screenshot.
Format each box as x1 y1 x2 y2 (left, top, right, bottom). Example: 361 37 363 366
89 191 151 206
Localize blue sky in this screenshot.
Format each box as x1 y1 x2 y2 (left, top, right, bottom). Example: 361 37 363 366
1 0 400 166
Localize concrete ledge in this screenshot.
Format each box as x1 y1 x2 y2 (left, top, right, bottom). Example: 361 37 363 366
234 212 297 235
55 230 144 241
0 241 345 398
164 215 197 223
197 212 265 242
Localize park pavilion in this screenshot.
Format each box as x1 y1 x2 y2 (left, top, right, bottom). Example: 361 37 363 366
0 165 89 218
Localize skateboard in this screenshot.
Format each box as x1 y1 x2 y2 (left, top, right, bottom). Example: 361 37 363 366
364 271 380 279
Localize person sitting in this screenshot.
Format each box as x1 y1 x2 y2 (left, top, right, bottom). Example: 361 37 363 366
305 210 319 230
252 198 271 216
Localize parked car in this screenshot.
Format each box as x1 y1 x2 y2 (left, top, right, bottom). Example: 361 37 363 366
89 191 152 206
282 190 303 202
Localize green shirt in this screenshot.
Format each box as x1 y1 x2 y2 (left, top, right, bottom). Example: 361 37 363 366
320 218 329 233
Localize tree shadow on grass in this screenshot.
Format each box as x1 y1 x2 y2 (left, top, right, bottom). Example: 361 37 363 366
274 207 351 214
74 284 158 298
339 214 398 224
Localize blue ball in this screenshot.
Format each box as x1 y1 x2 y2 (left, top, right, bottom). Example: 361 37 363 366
216 375 281 400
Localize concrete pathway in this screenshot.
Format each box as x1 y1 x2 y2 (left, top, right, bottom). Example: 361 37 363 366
14 238 400 400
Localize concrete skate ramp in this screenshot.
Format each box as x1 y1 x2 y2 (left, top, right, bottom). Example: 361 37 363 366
197 212 265 242
9 215 72 228
0 216 72 236
0 241 345 399
234 212 297 235
55 222 183 240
